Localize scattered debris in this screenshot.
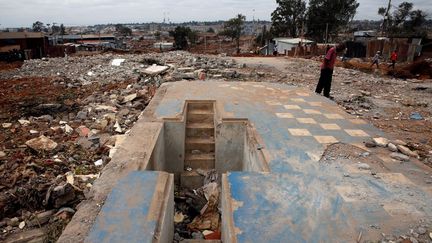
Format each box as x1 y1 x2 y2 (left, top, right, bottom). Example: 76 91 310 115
388 143 398 152
397 145 419 158
373 137 389 147
390 152 410 162
111 59 125 66
357 163 371 170
25 135 58 151
410 112 423 120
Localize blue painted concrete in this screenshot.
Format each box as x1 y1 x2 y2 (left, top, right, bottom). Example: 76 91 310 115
86 171 160 243
147 82 431 241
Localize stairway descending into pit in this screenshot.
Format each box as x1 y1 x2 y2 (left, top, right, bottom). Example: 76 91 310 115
181 102 215 189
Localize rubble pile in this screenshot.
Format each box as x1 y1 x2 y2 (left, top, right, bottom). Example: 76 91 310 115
1 51 259 85
0 77 157 241
173 170 221 242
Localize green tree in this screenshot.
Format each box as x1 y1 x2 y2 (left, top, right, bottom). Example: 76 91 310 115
207 27 215 33
188 30 199 45
306 0 359 42
379 2 428 36
271 0 306 37
255 25 272 46
60 24 66 35
169 26 192 50
115 24 132 36
220 14 246 54
32 21 45 32
52 24 61 34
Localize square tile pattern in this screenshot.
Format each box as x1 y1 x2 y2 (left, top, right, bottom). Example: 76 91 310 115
344 129 369 137
288 129 312 136
284 105 302 110
320 123 341 130
274 100 371 145
276 113 294 119
303 109 322 115
297 118 317 124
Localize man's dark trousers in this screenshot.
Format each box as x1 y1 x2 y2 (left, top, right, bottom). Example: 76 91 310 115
315 68 333 98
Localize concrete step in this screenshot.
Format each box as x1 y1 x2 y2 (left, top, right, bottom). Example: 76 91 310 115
186 122 214 129
187 102 213 111
186 126 214 137
186 137 215 145
186 137 215 154
188 109 214 115
187 112 214 123
185 153 215 169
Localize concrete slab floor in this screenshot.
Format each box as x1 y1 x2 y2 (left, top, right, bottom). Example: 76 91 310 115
61 81 432 243
154 81 432 242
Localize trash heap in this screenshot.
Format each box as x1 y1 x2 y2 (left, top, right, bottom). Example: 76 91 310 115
173 170 221 241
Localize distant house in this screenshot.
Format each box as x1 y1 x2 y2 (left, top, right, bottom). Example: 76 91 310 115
354 30 377 42
48 34 116 49
273 38 315 55
0 32 47 59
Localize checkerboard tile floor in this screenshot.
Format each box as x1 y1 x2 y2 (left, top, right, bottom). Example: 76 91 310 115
269 99 372 146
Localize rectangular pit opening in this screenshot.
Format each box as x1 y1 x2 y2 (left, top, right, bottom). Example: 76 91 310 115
145 100 268 242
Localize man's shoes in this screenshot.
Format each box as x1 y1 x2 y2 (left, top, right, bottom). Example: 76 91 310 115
324 95 335 100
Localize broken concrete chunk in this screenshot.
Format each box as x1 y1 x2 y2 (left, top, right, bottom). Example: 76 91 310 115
2 123 12 128
417 227 427 235
143 65 169 75
66 172 74 185
392 139 407 146
75 125 90 137
357 163 371 170
373 137 389 147
94 159 103 167
26 135 58 152
63 124 74 134
397 145 419 158
18 119 31 126
122 93 137 103
390 152 410 162
95 105 117 112
364 139 376 148
75 110 88 120
111 59 125 66
0 151 6 158
114 121 122 133
387 143 398 152
7 217 19 227
18 221 26 229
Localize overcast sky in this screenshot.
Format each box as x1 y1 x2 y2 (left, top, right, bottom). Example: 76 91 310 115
0 0 431 28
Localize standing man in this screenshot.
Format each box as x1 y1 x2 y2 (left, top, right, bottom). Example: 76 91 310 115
388 50 398 70
315 43 345 99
